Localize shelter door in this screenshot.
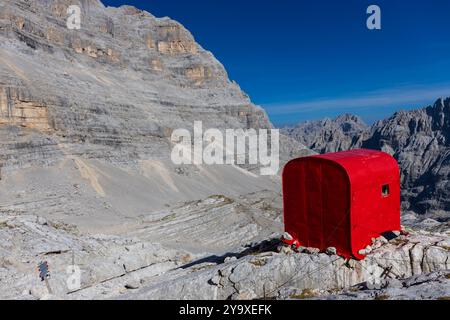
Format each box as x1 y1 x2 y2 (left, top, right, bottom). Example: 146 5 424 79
303 161 350 251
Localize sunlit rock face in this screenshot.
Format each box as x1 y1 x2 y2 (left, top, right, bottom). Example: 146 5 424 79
281 114 368 154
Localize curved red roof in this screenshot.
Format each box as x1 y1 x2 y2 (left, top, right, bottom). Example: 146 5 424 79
311 149 399 190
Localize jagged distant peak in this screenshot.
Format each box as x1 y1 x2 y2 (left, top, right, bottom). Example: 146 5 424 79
334 113 366 124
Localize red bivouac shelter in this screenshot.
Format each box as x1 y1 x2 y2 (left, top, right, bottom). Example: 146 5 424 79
282 149 400 260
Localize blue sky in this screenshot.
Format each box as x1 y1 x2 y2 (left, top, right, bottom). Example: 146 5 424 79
101 0 450 125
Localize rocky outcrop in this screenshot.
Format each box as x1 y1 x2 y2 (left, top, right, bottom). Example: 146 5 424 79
281 114 368 153
0 212 187 299
123 229 450 300
321 271 450 300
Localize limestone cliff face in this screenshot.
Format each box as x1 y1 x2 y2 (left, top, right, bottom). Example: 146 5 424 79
0 0 279 170
0 87 51 131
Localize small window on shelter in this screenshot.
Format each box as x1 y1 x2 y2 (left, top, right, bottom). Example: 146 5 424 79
382 184 390 197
